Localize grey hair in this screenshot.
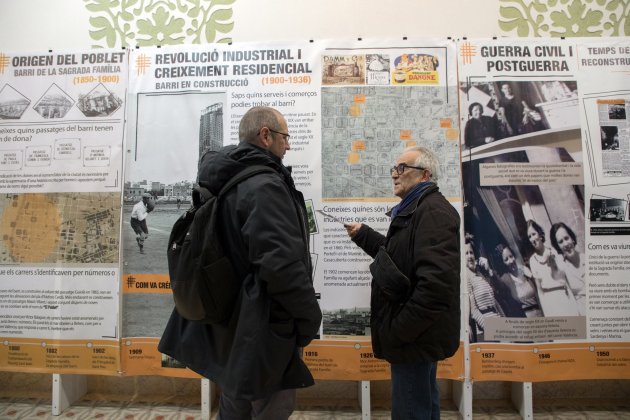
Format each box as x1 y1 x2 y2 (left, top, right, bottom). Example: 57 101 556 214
404 145 440 183
238 106 282 143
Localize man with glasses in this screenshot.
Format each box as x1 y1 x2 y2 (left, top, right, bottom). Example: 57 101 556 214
169 106 321 419
345 146 460 420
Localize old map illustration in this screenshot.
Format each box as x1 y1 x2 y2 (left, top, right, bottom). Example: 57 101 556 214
0 193 120 264
321 86 461 200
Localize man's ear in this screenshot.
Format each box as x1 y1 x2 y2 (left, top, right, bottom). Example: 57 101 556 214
259 127 271 148
251 127 269 149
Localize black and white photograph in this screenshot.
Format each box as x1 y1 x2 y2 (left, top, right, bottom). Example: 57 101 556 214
305 198 319 234
0 84 30 119
122 292 174 337
460 80 578 151
322 307 371 336
463 148 586 343
124 92 226 275
161 353 186 369
365 53 390 85
33 83 74 119
600 125 619 151
122 92 227 339
608 103 627 120
590 196 626 222
76 83 123 117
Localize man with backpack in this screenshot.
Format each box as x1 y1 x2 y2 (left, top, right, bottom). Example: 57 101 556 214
159 106 322 419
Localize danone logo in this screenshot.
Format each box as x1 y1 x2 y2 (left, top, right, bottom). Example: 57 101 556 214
392 53 439 85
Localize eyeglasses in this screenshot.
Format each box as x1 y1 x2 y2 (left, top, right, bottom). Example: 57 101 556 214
390 163 425 176
268 128 291 142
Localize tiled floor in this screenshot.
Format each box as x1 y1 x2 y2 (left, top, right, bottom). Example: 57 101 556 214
2 397 630 419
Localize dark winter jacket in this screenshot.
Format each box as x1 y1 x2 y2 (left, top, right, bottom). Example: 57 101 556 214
158 143 322 400
351 183 461 364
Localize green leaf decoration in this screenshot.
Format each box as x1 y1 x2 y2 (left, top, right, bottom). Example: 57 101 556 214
121 11 135 21
532 1 548 13
210 0 236 5
90 27 110 42
204 23 218 42
90 15 113 29
549 10 575 35
499 5 533 36
209 7 233 21
499 0 626 37
85 0 234 46
86 2 114 13
176 0 188 13
587 10 605 27
550 3 603 36
499 19 530 36
213 21 234 33
500 6 526 19
203 9 233 43
153 6 172 26
606 0 620 10
567 0 587 20
187 6 200 18
136 18 153 34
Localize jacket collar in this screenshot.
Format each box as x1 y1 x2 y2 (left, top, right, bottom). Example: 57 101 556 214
229 143 296 190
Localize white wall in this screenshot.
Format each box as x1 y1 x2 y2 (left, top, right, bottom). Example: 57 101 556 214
230 0 499 42
0 0 500 51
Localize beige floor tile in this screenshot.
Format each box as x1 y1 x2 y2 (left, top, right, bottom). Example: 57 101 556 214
2 397 630 419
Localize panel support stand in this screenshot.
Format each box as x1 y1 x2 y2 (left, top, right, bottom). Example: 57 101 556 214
511 381 533 419
201 378 213 420
52 374 87 416
358 380 370 419
452 379 473 419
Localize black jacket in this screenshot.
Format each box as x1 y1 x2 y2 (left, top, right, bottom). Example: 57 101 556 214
351 184 461 364
159 143 322 400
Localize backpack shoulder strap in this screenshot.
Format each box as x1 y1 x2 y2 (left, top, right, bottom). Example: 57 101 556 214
218 165 276 197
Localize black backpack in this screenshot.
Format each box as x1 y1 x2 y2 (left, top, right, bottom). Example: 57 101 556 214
167 164 274 324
